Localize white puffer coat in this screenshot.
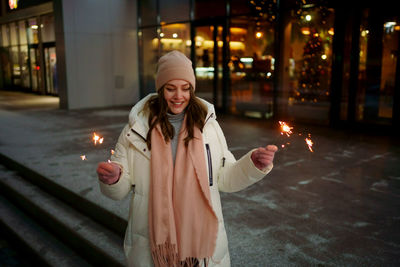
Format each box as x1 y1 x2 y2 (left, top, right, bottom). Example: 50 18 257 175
99 94 273 267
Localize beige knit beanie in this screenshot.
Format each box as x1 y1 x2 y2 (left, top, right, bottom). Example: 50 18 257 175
155 50 196 91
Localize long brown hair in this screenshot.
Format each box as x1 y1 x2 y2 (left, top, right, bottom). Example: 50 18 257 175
143 85 208 150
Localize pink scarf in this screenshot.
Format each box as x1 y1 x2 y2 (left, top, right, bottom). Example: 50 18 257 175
149 116 218 266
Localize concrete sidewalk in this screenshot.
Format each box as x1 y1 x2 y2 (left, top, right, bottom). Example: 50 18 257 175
0 91 399 266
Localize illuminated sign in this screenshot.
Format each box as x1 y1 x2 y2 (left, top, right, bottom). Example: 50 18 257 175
9 0 18 9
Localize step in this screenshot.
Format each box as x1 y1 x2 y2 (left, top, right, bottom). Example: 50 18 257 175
0 195 91 267
0 153 127 236
0 165 126 266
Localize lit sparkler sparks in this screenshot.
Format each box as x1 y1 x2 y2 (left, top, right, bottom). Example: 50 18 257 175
275 121 315 153
305 137 314 152
81 132 113 162
279 121 293 137
92 132 104 145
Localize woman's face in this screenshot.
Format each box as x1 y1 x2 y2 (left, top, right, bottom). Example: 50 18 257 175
163 79 191 114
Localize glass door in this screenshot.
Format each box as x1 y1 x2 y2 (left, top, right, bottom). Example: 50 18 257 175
29 45 41 92
193 24 224 109
229 16 276 119
356 10 399 124
44 46 57 95
281 4 335 124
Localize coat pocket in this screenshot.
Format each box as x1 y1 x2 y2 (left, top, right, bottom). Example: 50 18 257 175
205 143 213 186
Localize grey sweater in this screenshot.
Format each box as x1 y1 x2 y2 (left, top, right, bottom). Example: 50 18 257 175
167 111 185 164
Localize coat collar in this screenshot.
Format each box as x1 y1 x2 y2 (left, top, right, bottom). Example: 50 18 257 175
128 93 216 142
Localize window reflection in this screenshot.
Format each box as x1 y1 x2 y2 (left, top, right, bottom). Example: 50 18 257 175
159 23 190 56
194 25 223 104
18 21 27 45
357 12 369 121
379 19 398 119
0 15 57 94
140 24 190 95
357 11 398 123
1 25 9 46
27 18 39 44
0 25 12 87
9 22 18 46
140 0 157 27
160 0 189 24
140 27 158 96
229 16 275 118
285 5 334 124
41 15 55 42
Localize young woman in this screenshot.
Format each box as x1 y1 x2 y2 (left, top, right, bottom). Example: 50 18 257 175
97 50 277 267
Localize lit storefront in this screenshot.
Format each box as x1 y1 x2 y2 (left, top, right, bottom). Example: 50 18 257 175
0 0 57 95
138 0 399 128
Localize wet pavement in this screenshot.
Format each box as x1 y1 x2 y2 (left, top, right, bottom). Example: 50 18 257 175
0 90 399 266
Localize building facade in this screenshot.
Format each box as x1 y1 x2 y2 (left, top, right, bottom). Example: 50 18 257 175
138 0 399 129
0 0 56 95
0 0 139 109
0 0 398 130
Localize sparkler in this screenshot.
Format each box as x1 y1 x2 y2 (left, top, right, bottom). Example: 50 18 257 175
80 132 116 162
92 132 104 145
305 135 314 152
279 121 293 137
274 121 315 153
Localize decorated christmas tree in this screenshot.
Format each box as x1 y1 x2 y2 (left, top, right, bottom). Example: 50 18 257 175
295 30 329 102
293 0 331 103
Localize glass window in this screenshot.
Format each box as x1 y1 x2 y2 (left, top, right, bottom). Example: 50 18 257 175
283 4 335 124
18 20 27 45
230 0 251 16
160 0 189 24
194 26 218 103
29 47 40 91
379 18 398 120
340 14 354 121
45 46 57 94
139 27 158 96
20 45 30 87
27 18 39 44
230 0 277 20
140 0 157 27
41 14 55 42
160 23 191 56
1 24 9 46
357 10 398 123
195 0 225 19
139 23 191 97
0 47 12 86
9 22 18 46
11 46 21 85
229 16 275 118
357 10 369 121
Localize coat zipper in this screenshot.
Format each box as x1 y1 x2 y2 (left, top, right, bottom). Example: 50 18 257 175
130 128 146 142
205 144 213 186
204 112 214 126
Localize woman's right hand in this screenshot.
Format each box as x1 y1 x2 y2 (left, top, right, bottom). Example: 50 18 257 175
97 162 121 185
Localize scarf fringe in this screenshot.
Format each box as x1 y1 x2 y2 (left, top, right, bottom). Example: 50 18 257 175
151 242 178 267
151 242 210 267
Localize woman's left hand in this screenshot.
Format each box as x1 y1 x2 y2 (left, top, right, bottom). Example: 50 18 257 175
251 145 278 170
